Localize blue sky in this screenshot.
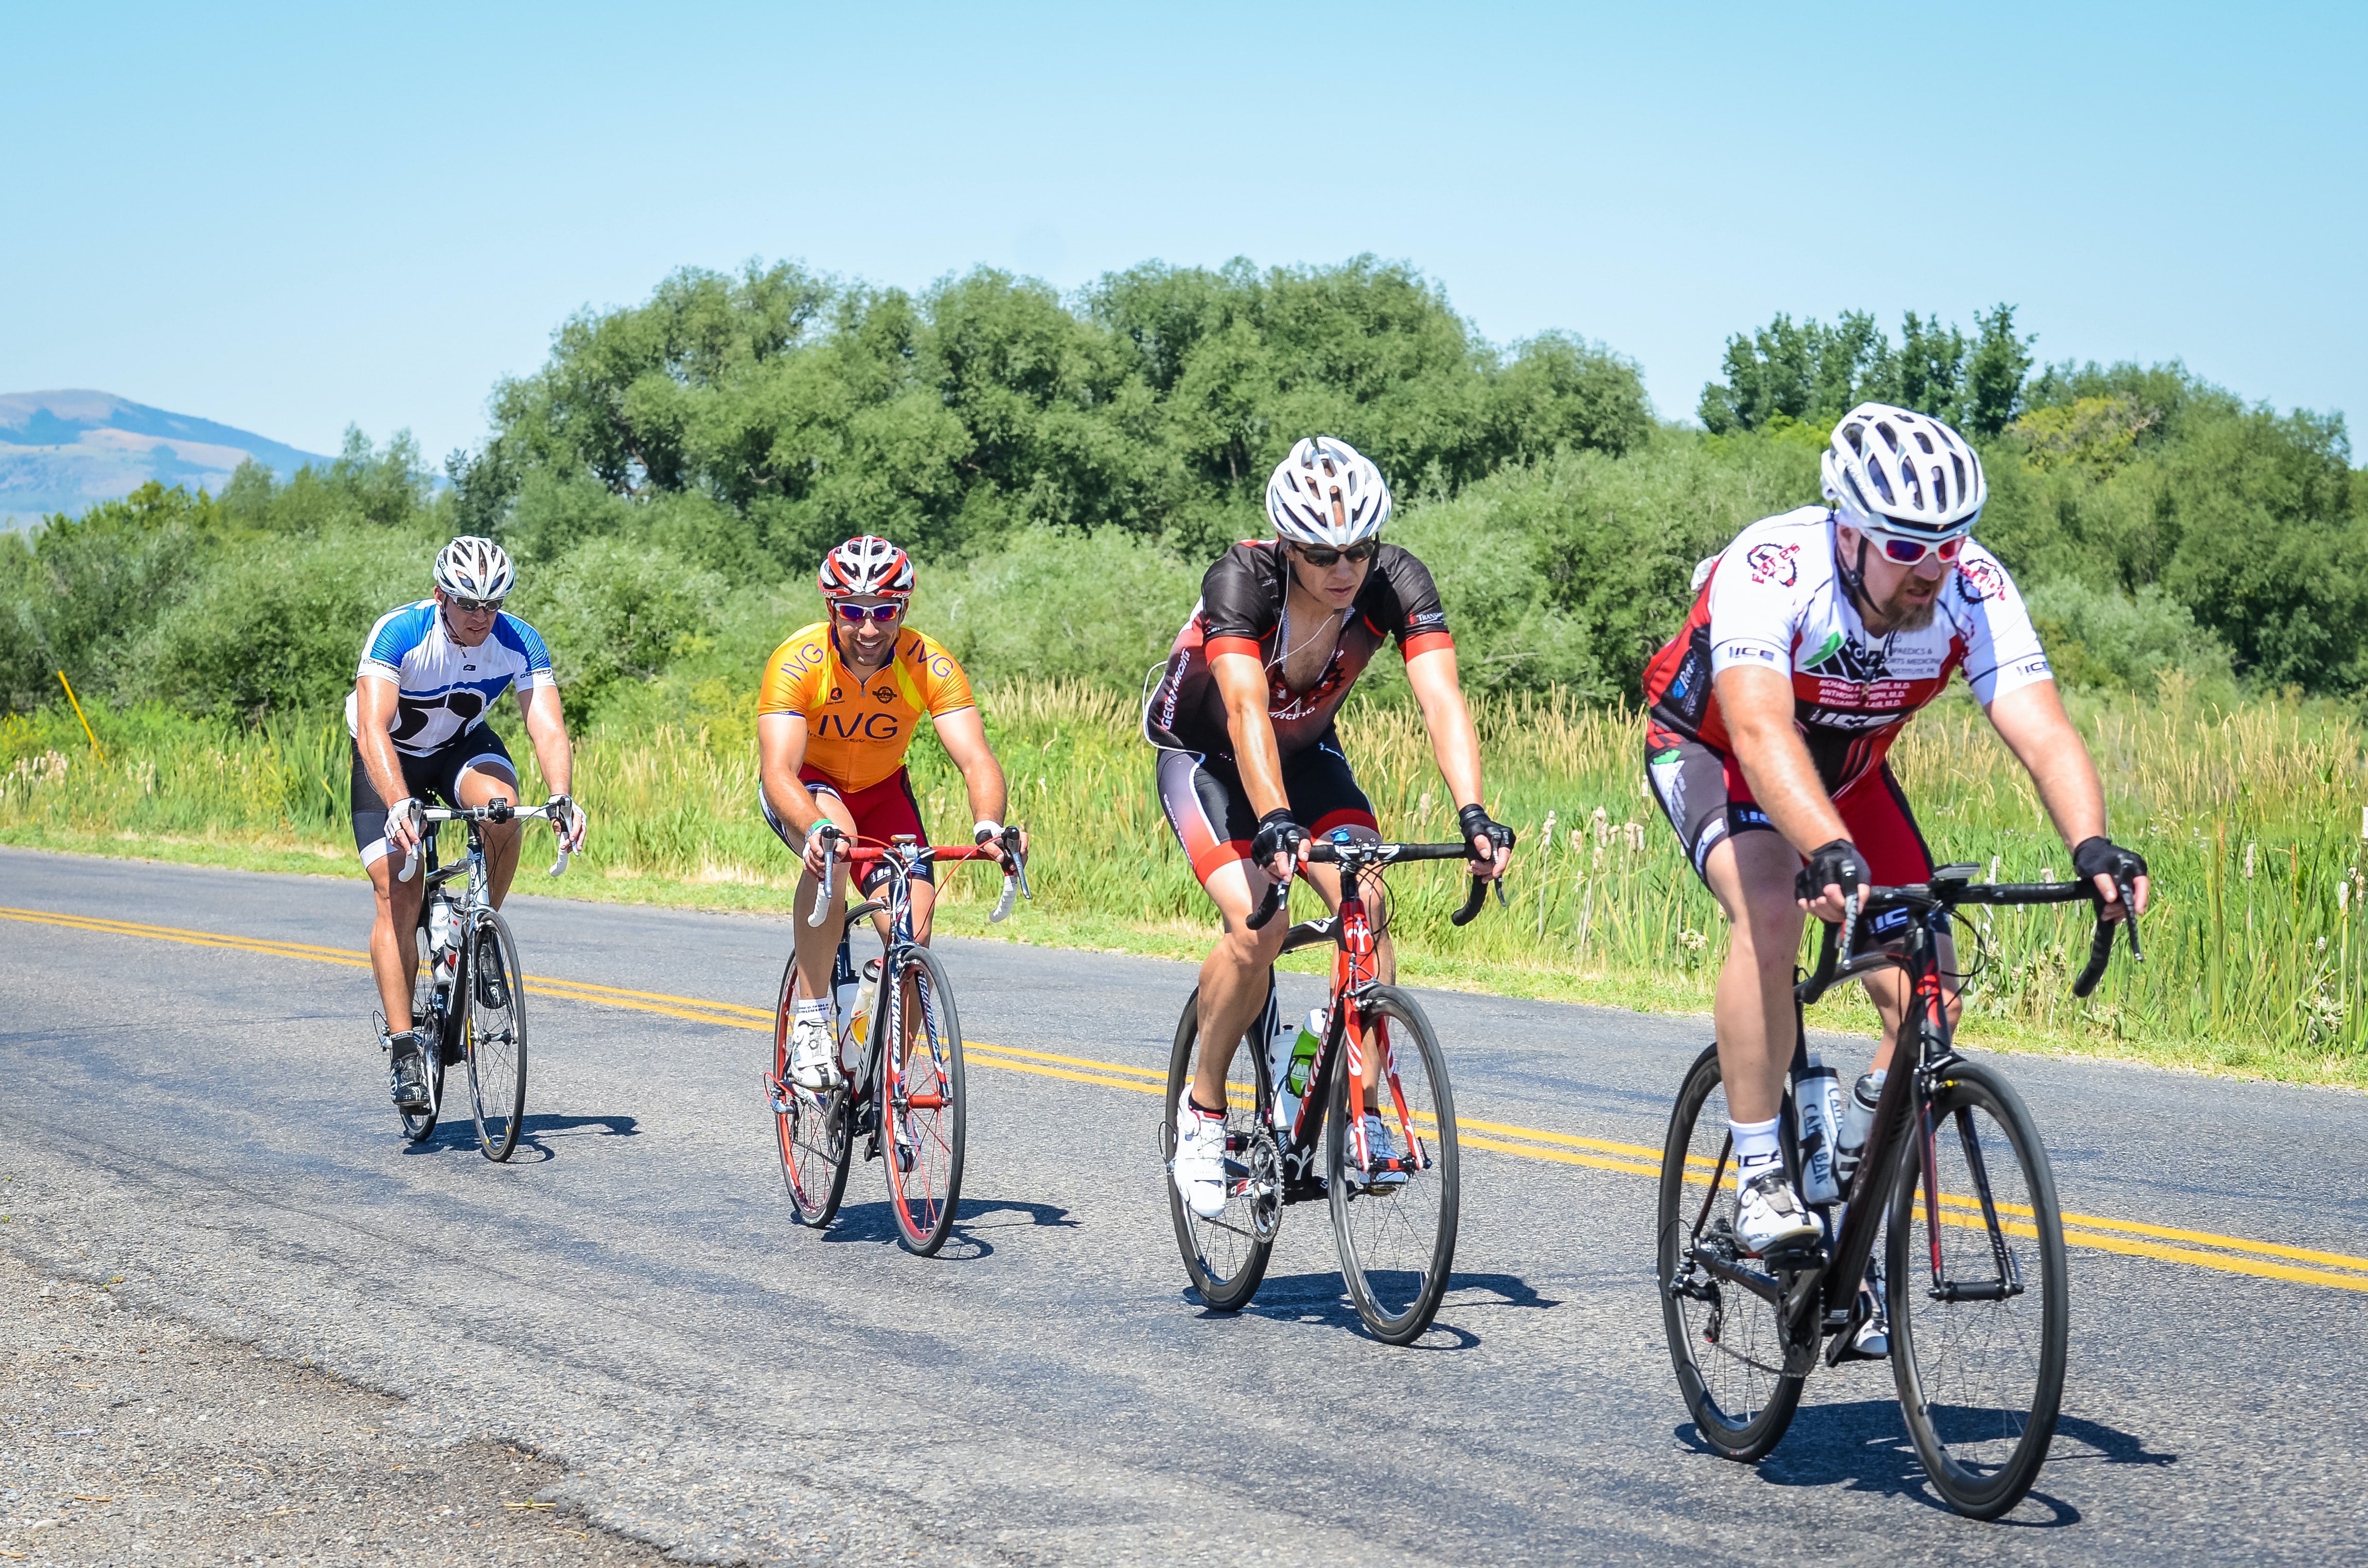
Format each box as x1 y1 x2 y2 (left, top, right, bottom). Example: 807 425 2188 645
4 2 2361 461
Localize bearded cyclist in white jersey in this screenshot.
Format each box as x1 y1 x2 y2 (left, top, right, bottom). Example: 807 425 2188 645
1639 403 2150 1286
350 536 587 1112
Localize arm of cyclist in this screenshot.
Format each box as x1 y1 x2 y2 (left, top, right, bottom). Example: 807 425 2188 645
1406 644 1512 878
1715 663 1867 920
354 674 424 857
757 712 839 881
930 705 1023 867
1985 680 2150 919
517 681 585 851
1212 648 1304 880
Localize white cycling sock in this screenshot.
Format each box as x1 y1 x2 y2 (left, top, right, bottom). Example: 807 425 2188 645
793 996 829 1025
1730 1115 1784 1187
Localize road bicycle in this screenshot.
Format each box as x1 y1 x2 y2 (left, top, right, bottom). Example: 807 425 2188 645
383 801 570 1160
1657 861 2142 1519
766 825 1029 1256
1161 832 1503 1345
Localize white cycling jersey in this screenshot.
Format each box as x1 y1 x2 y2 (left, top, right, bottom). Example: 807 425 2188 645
1642 506 2051 795
346 600 556 757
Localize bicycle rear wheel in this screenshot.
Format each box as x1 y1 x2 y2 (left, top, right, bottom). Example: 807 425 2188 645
1328 986 1458 1345
1887 1059 2068 1520
1162 985 1280 1312
463 909 527 1162
771 956 851 1227
400 945 447 1144
1657 1042 1809 1460
881 945 965 1256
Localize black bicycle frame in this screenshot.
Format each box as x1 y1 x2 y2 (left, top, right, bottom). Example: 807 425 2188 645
1685 863 2136 1355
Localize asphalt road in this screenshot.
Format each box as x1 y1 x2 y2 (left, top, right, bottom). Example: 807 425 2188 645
3 845 2364 1564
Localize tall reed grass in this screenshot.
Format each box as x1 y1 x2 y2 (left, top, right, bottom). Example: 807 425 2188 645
8 676 2367 1084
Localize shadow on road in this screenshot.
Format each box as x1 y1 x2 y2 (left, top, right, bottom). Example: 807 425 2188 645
1191 1268 1525 1350
397 1113 639 1162
1678 1399 2172 1524
809 1197 1075 1259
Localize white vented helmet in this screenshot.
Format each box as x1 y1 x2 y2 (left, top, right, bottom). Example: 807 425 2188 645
1265 436 1391 548
433 536 515 600
1821 403 1987 541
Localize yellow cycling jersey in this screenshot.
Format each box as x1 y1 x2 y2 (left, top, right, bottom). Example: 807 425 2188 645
755 623 976 792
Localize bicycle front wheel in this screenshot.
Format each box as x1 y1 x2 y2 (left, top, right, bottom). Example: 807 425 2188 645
1657 1042 1808 1460
881 946 965 1256
463 909 527 1162
771 956 851 1227
1329 986 1459 1345
1887 1059 2068 1520
1162 985 1279 1312
400 946 447 1145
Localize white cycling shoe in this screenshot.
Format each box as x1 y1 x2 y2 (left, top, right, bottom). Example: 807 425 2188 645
789 1015 842 1092
1345 1112 1410 1190
1172 1093 1232 1220
1735 1170 1821 1256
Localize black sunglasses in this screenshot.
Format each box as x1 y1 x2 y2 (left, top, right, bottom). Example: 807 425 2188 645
1292 540 1379 567
446 594 504 615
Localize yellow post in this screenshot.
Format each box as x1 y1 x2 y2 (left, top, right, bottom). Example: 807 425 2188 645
55 670 104 762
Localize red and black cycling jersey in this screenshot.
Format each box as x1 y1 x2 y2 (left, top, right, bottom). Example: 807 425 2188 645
1144 540 1453 759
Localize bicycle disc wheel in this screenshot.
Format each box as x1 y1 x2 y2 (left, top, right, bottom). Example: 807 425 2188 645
771 955 851 1227
1328 986 1458 1345
881 946 965 1256
399 944 446 1144
1887 1059 2068 1519
463 909 527 1162
1162 985 1280 1312
1657 1042 1809 1460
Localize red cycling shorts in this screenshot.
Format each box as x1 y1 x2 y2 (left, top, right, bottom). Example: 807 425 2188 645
761 763 933 890
1645 735 1933 887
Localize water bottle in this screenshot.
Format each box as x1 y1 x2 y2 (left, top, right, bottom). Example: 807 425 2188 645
426 896 459 977
1835 1070 1884 1188
1271 1007 1327 1135
849 959 879 1053
1794 1053 1842 1204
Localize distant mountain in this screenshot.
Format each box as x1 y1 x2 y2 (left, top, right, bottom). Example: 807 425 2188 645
0 390 332 526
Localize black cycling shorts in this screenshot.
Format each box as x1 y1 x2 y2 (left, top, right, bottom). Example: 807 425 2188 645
1156 737 1378 884
350 726 517 867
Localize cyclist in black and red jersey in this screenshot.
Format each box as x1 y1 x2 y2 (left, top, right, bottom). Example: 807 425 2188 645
1147 436 1514 1220
1640 402 2149 1271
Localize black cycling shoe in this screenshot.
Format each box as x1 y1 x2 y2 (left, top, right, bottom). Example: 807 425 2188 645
388 1032 432 1111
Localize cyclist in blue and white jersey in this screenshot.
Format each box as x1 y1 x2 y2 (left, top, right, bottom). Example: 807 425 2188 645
351 536 587 1111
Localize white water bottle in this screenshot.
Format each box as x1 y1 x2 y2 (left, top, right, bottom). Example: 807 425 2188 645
426 896 459 975
849 961 878 1052
1835 1070 1883 1187
1795 1053 1843 1204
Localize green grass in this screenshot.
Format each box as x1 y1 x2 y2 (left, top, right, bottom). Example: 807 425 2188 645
8 678 2368 1090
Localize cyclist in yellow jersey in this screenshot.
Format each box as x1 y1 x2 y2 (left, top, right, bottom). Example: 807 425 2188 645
757 536 1019 1091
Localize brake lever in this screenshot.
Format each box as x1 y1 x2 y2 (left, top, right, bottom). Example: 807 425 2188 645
1245 864 1291 932
2115 873 2145 964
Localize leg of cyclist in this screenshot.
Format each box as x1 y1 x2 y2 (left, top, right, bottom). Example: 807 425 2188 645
767 783 860 1091
1840 764 1962 1079
353 739 434 1109
454 754 523 904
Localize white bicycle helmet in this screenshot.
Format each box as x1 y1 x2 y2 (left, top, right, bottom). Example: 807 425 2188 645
433 536 515 600
1265 436 1391 548
818 534 915 599
1821 403 1987 542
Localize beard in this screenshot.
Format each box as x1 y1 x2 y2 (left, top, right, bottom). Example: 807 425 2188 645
1876 589 1938 632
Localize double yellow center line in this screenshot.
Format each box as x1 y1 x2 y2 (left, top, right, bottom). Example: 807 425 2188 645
8 903 2365 1295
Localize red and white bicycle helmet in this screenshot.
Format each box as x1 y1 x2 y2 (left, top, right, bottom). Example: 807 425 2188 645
1821 402 1987 543
1265 436 1391 548
433 535 515 600
817 535 915 599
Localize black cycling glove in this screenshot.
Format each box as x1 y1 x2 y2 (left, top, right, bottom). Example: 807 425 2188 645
2072 835 2148 888
1794 839 1867 903
1250 809 1307 874
1458 803 1515 860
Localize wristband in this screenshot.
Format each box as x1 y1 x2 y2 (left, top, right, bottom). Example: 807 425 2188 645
974 819 1003 844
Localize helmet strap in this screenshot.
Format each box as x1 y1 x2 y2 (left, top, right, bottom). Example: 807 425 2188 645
1834 524 1880 626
